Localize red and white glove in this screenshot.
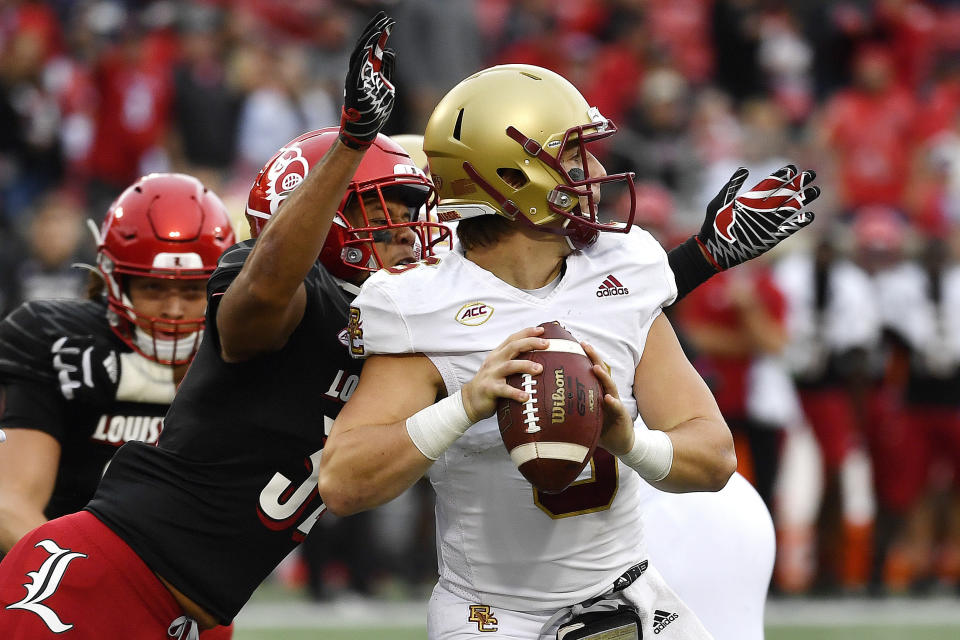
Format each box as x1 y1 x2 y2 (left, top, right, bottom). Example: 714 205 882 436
339 12 397 150
697 164 819 271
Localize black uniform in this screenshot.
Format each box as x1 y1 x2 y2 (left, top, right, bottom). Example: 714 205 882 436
0 299 168 518
87 240 361 624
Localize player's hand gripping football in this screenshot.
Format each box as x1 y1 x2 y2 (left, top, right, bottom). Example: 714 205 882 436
51 335 120 407
339 11 397 149
696 165 819 271
581 342 634 456
461 326 547 423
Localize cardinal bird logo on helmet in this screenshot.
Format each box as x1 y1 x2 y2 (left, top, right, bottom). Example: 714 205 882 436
266 148 309 213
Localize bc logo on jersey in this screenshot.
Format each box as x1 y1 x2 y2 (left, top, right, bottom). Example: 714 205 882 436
347 307 365 356
468 604 498 632
6 539 87 632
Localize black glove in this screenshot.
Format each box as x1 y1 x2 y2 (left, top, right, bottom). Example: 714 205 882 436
339 11 397 150
668 165 819 303
698 165 818 270
51 335 120 406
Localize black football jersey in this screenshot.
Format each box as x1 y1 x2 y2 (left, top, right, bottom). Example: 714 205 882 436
0 299 168 518
87 240 363 623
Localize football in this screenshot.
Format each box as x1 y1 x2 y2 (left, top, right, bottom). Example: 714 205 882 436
496 321 604 493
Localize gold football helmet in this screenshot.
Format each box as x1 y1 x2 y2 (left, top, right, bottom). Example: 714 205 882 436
423 64 636 248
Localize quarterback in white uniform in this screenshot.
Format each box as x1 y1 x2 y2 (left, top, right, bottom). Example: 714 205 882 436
354 226 679 606
388 135 781 640
319 64 817 639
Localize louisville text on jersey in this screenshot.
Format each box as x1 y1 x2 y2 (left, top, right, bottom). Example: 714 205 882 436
90 414 163 446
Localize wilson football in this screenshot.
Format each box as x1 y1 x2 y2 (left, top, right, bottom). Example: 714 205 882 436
496 321 604 493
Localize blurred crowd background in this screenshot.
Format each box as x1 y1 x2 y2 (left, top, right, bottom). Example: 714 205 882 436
4 0 960 604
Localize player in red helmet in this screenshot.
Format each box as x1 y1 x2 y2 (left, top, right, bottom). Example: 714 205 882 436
0 13 442 638
245 127 448 281
0 12 817 639
0 172 235 638
98 173 236 366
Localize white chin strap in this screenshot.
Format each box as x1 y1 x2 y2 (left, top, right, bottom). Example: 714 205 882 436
134 327 202 363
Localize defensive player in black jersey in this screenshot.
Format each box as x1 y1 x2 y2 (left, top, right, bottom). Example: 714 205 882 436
0 13 446 638
0 172 236 638
0 12 817 638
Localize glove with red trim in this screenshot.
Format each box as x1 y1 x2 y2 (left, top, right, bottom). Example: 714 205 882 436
697 164 819 271
667 165 819 303
339 12 397 150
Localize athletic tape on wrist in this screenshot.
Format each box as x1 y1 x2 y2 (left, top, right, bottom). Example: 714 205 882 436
619 427 673 482
405 390 473 461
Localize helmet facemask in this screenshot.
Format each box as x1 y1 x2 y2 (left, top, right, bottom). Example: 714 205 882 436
325 174 451 279
473 113 636 250
97 172 236 367
425 65 639 251
247 129 454 282
98 254 211 367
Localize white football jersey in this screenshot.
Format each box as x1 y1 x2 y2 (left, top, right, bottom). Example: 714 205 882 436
772 252 880 377
351 227 677 611
873 262 960 372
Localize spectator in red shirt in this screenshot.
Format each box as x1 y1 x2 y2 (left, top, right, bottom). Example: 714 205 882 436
817 45 919 213
85 26 176 217
679 264 789 508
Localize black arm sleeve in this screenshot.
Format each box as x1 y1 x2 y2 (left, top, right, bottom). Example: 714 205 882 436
0 380 68 443
667 236 720 304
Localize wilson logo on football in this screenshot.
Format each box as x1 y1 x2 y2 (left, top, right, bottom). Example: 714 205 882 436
456 302 493 326
596 274 629 297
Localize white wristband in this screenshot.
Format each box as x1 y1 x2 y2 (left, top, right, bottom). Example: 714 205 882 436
405 390 473 461
0 428 5 443
618 427 673 482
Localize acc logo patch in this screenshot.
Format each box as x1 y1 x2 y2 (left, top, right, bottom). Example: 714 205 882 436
468 605 498 632
347 307 364 356
456 302 493 326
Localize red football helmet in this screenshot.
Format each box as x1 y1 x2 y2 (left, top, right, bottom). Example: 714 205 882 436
245 128 451 280
97 173 236 365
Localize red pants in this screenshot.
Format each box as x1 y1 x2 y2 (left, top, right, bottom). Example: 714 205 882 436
0 511 233 639
871 405 960 512
799 388 860 471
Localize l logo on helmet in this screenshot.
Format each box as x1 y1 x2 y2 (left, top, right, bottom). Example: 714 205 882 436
266 147 310 213
456 302 493 326
153 252 203 269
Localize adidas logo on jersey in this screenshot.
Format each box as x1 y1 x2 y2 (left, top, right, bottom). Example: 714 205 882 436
596 274 629 297
652 609 678 634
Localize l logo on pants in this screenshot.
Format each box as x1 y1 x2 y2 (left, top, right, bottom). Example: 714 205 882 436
6 539 87 632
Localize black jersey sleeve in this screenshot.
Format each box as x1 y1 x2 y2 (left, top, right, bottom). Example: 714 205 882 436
207 240 255 298
0 299 120 443
0 299 112 385
1 379 68 442
203 240 255 350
